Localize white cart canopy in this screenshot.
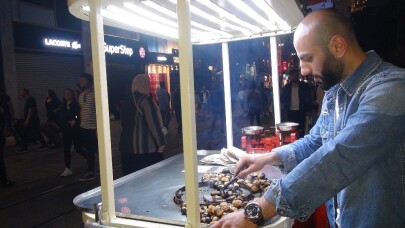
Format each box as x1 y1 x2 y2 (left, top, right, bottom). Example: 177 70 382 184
69 0 303 44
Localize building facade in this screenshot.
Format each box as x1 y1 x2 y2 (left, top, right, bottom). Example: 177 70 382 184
0 0 178 121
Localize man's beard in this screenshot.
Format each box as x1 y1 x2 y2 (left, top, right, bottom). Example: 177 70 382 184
317 50 344 90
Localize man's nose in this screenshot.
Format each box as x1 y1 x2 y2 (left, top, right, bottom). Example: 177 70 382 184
300 64 311 76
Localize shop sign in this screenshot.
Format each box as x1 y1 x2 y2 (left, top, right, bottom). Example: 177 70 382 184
157 56 167 62
43 37 135 58
44 38 81 50
104 43 133 57
14 22 82 54
102 35 147 64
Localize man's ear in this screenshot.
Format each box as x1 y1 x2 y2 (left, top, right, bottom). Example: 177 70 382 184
329 35 346 58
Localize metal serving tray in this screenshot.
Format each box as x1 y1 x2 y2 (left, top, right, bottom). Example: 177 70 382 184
73 150 284 226
73 151 223 226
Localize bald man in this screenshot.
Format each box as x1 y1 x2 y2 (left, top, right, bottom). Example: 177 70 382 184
212 9 405 228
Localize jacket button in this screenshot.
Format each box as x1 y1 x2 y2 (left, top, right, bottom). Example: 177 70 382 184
278 209 285 216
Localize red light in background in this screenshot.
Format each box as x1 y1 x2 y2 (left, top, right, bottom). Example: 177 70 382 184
282 61 288 71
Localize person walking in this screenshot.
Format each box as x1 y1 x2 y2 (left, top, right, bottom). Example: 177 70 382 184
16 88 48 153
156 81 171 129
209 83 225 134
0 102 15 187
212 9 405 228
246 81 263 126
0 88 17 145
280 68 312 135
237 86 247 118
59 88 80 177
172 86 182 134
199 86 210 119
119 74 166 176
77 73 98 181
41 89 62 146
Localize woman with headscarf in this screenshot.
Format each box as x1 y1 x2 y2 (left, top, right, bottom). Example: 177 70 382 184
119 74 166 175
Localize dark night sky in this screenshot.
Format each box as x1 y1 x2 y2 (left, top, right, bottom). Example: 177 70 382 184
352 0 405 67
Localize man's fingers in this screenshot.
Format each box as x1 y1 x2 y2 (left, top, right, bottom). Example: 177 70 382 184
234 159 246 176
233 165 242 177
210 221 221 228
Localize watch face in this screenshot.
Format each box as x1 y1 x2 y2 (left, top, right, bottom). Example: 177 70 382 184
245 203 261 219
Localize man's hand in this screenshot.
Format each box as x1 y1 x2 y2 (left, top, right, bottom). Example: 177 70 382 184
211 197 278 228
234 153 273 178
210 211 257 228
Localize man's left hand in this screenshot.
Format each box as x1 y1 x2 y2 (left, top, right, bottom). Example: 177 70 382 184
210 211 257 228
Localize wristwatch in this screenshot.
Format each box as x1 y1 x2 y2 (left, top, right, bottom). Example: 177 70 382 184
244 201 265 225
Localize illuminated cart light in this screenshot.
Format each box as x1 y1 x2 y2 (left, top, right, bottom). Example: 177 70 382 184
69 0 302 44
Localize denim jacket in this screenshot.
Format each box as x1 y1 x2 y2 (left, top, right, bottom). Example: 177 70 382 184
264 51 405 227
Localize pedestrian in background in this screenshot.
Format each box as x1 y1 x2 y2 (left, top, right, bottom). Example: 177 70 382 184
209 83 225 134
119 74 166 176
199 86 210 119
59 88 80 177
77 73 98 181
246 80 263 126
0 88 17 145
156 81 171 129
280 68 312 135
195 90 201 115
0 102 15 187
16 88 48 153
172 86 182 134
237 85 247 118
41 89 62 146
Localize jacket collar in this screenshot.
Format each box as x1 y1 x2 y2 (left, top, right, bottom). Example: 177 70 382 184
340 50 382 96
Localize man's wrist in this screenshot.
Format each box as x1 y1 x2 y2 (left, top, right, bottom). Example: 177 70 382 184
256 197 277 220
244 201 265 225
266 151 281 166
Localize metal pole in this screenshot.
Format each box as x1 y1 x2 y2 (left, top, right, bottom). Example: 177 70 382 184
88 0 116 223
270 36 281 125
222 42 233 147
176 0 200 227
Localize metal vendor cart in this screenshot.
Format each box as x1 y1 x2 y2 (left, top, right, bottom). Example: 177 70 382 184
68 0 304 227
